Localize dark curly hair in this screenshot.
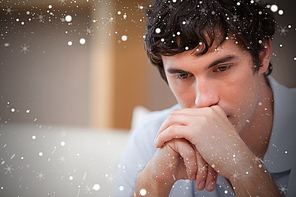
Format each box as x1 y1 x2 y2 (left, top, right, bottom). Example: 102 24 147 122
144 0 276 83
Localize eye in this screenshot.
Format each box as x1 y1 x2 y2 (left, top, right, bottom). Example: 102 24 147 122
214 65 231 72
176 73 189 79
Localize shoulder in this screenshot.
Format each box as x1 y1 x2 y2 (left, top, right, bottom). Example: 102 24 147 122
269 76 296 99
138 104 181 131
268 76 296 118
129 104 181 146
120 104 181 159
264 76 296 173
114 104 181 196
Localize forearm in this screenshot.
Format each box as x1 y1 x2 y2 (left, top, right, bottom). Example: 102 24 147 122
230 162 281 197
132 166 174 197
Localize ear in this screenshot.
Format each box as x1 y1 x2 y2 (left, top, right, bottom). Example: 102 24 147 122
258 38 272 74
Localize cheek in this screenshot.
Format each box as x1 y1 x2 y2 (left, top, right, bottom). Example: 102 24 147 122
169 83 196 108
221 71 259 106
228 76 261 116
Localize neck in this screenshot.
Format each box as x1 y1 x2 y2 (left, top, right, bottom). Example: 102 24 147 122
240 75 274 159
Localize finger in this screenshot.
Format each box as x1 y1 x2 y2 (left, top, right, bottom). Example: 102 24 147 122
168 139 198 181
158 108 209 127
154 124 196 148
157 112 190 137
210 105 227 116
194 149 208 191
156 108 207 139
205 165 218 192
155 107 228 145
170 108 211 116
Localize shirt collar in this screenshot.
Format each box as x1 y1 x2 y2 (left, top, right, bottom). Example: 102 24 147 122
263 76 296 173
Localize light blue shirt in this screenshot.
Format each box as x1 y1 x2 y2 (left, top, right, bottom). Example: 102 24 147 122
115 77 296 197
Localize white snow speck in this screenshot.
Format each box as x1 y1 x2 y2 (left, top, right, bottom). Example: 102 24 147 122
279 185 288 194
155 28 161 34
140 189 147 196
270 5 278 12
4 164 13 174
119 186 124 191
121 35 128 41
278 10 284 15
36 171 45 180
65 15 72 22
20 43 30 54
92 184 100 191
79 38 86 45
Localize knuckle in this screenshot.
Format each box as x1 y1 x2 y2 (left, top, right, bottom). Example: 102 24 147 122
199 165 208 173
170 109 180 116
167 125 178 135
167 125 174 132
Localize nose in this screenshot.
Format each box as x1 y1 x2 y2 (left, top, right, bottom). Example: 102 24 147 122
195 79 219 108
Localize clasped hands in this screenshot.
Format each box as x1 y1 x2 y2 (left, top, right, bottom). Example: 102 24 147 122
151 105 253 191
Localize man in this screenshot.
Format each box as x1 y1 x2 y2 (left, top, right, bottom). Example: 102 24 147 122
115 0 296 196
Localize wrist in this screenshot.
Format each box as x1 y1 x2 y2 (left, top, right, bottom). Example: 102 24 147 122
228 158 280 197
134 165 175 197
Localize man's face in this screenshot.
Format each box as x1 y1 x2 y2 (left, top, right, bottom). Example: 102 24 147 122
162 39 263 133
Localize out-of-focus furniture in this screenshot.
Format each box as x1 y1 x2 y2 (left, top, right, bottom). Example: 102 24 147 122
0 123 130 197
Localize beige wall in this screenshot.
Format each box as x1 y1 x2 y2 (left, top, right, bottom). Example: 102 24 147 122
0 2 91 127
89 0 148 129
0 0 151 130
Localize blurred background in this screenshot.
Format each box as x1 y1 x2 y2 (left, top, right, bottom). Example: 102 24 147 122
0 0 295 196
0 0 295 130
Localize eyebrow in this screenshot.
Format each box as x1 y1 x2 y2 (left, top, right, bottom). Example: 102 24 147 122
207 55 237 69
167 68 188 74
166 55 237 74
